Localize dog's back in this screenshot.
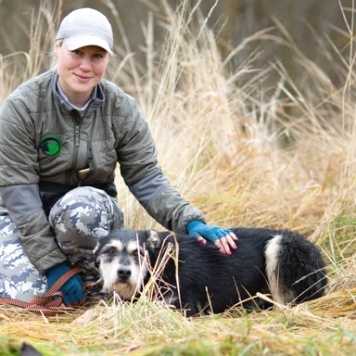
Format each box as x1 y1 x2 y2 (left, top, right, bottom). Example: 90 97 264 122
152 230 271 314
149 228 326 315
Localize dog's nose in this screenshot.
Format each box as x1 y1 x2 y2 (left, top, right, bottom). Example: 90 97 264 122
118 267 131 280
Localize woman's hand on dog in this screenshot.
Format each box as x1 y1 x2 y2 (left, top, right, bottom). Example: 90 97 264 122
213 231 238 255
186 220 238 255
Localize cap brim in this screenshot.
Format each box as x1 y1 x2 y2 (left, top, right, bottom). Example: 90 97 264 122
64 35 112 54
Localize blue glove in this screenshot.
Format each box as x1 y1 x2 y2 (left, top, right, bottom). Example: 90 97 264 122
46 262 85 306
186 220 232 243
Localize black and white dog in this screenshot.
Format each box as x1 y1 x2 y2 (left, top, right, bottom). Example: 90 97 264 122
94 227 327 316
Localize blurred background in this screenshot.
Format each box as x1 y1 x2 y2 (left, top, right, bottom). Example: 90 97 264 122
0 0 354 87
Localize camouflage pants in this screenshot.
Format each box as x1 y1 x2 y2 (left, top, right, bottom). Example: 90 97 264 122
0 186 123 301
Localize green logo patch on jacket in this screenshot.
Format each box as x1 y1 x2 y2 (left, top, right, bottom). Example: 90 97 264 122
39 134 62 156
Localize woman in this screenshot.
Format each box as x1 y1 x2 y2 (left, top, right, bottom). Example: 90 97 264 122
0 8 237 306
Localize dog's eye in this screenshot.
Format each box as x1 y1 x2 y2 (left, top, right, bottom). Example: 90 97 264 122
132 248 144 257
104 247 117 256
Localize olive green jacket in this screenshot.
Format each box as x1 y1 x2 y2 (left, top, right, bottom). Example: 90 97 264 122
0 69 205 274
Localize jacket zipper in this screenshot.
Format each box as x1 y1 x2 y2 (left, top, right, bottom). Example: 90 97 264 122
67 121 80 185
75 124 80 185
75 125 80 148
77 143 92 184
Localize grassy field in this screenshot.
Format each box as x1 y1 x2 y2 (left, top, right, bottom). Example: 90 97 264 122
0 1 355 355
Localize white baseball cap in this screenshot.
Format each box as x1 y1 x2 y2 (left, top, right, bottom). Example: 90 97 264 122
56 8 113 54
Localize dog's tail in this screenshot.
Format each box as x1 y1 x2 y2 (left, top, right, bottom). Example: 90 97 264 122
265 232 327 305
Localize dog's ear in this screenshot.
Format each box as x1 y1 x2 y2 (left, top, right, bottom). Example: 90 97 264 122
92 241 102 268
93 241 101 255
146 230 162 249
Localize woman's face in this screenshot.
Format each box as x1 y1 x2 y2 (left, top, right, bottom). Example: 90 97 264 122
54 42 110 107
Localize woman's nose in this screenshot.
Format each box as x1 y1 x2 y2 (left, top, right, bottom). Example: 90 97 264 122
79 56 92 70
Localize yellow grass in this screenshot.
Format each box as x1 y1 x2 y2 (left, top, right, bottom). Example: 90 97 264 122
0 0 355 355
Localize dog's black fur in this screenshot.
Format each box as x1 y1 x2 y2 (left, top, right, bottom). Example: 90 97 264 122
94 227 327 316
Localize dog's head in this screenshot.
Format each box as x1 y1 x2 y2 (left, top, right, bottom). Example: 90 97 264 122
93 229 163 300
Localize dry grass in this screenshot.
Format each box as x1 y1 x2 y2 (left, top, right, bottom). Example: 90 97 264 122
0 0 355 355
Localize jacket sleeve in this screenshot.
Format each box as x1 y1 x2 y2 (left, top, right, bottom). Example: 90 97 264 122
129 170 206 233
115 93 159 186
0 88 41 186
115 94 205 233
0 89 66 274
0 184 67 274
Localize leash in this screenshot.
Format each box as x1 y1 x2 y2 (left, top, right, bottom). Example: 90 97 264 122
0 267 83 316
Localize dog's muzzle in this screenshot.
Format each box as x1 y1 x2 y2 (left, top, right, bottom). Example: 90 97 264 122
118 266 131 282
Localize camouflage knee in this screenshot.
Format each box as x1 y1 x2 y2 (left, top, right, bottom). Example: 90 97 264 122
49 186 124 281
0 216 47 301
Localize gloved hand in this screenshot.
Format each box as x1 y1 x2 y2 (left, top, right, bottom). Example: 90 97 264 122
186 220 238 254
186 220 231 242
46 262 86 306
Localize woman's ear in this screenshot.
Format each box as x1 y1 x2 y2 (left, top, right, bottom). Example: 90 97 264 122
51 41 62 67
53 40 62 54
